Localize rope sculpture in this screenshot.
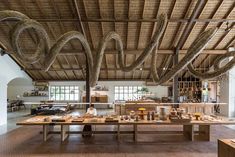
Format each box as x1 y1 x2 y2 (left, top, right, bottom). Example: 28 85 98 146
0 10 234 87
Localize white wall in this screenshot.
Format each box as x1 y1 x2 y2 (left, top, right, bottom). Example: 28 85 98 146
0 55 31 125
7 78 48 102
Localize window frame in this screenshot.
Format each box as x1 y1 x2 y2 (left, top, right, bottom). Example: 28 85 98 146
114 85 143 101
49 85 80 101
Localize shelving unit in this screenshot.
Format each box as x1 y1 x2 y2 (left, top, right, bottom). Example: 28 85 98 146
23 82 49 98
178 81 202 102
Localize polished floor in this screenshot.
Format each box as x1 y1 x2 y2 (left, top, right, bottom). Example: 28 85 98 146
0 109 235 157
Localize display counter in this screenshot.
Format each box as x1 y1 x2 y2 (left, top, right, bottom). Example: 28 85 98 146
17 115 235 142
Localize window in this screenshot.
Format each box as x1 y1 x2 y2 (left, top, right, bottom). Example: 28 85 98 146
49 85 80 101
114 86 143 101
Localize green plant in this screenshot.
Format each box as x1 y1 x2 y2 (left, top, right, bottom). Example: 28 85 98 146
137 87 149 93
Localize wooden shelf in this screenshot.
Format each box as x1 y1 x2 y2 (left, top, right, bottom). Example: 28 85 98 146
23 95 48 97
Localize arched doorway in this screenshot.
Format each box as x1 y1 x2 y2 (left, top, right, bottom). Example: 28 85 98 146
6 77 32 133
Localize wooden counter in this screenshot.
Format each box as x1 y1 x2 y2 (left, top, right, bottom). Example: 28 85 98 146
218 139 235 157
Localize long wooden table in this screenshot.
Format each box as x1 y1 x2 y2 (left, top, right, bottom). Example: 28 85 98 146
17 116 235 142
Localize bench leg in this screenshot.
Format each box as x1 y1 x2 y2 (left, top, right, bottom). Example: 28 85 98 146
61 125 69 142
198 125 210 141
117 124 120 142
133 124 137 142
43 125 53 142
183 125 194 141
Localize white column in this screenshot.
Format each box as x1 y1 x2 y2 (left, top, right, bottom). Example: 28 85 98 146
0 82 7 125
228 67 235 117
220 66 235 117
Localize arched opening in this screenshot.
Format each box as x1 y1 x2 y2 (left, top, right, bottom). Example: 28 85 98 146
6 77 32 132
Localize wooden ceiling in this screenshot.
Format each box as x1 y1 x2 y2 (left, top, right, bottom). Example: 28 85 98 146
0 0 235 82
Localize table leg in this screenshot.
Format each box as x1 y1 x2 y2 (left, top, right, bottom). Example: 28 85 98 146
117 124 120 142
61 125 69 142
133 124 137 142
183 125 194 141
43 125 53 142
198 125 210 141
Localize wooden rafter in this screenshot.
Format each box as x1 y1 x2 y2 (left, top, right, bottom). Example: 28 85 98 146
195 1 235 73
139 0 146 80
97 0 109 79
16 17 235 23
183 0 224 78
12 0 48 80
157 0 176 78
113 0 118 79
80 0 95 50
147 0 161 79
174 0 207 79
7 49 228 55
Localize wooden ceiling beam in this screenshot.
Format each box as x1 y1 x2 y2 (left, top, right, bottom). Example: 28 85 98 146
35 1 61 78
113 0 117 80
213 2 235 49
63 55 77 79
176 0 207 50
132 54 137 79
174 0 207 80
139 0 146 80
157 0 176 78
35 78 154 82
183 0 224 78
25 67 206 71
74 55 85 79
148 0 161 79
98 0 109 79
7 49 227 55
10 18 235 23
194 1 235 72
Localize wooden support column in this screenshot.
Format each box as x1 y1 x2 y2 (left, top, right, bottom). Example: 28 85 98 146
183 125 194 141
173 49 179 106
85 59 90 110
198 125 210 141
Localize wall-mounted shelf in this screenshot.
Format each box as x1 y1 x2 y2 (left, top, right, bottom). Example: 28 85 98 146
23 95 48 97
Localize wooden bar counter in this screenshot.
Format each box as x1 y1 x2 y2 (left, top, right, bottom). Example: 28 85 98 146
17 116 235 142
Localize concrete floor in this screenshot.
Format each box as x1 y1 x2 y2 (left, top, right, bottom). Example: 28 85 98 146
0 109 31 135
1 109 235 157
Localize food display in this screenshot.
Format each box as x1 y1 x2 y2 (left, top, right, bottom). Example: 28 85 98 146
105 117 118 122
194 113 201 120
169 108 191 123
51 115 71 122
138 107 146 120
159 107 167 120
71 117 84 122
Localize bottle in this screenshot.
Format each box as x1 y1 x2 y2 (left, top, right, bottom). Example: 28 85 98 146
151 112 155 120
147 111 151 121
